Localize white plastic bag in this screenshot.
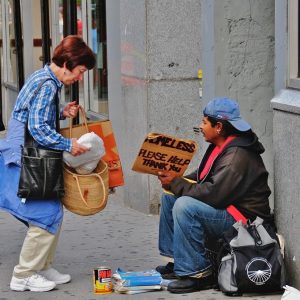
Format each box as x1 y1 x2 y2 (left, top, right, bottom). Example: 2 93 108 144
281 285 300 300
63 132 105 174
75 159 99 175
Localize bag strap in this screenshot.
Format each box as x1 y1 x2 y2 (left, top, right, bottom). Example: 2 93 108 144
247 221 263 246
72 168 107 209
24 78 59 147
226 205 248 225
68 106 89 138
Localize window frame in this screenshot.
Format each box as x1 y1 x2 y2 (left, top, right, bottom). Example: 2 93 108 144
2 0 24 90
288 0 300 89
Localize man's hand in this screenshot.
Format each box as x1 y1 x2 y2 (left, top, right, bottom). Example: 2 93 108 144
157 172 177 185
63 101 79 118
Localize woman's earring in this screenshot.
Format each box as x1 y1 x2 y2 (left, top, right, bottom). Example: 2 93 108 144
217 130 221 135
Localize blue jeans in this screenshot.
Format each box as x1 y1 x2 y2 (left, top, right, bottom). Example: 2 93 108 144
159 193 235 277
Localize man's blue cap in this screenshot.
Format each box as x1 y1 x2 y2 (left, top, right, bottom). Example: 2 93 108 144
203 97 251 132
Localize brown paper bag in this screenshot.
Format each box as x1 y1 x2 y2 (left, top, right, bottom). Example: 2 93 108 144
60 108 124 188
132 132 197 176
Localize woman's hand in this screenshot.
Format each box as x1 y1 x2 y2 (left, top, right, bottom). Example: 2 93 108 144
63 101 80 118
71 138 89 156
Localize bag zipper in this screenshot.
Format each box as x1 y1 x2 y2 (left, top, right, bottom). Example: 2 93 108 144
43 159 47 197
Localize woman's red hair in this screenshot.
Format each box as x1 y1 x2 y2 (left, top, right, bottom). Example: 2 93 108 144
52 35 96 70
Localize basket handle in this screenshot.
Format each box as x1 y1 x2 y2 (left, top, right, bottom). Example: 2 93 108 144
72 172 107 209
69 106 89 138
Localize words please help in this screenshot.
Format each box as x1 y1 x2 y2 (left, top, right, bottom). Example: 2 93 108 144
132 133 198 176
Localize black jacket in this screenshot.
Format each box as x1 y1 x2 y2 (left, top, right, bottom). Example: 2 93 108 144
167 132 272 221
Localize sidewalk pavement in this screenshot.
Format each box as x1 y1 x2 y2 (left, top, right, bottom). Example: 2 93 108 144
0 192 283 300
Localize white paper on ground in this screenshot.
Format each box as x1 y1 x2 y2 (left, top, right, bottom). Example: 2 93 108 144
281 285 300 300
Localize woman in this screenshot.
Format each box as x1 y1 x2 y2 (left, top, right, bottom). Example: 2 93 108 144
0 35 95 292
156 97 272 294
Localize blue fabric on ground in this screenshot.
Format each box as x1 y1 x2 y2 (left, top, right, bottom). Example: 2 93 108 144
0 118 63 234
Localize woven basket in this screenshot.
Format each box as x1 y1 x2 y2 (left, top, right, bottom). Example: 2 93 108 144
62 159 109 216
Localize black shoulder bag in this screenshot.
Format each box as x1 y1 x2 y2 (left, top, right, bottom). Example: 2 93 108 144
17 78 65 200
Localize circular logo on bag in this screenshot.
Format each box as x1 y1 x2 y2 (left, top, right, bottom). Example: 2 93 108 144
246 257 272 285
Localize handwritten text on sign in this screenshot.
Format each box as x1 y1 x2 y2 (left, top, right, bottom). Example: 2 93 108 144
132 134 197 176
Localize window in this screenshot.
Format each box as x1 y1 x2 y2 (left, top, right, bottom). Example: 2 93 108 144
89 0 108 116
52 0 108 118
1 0 24 89
81 0 108 117
288 0 300 88
5 0 18 86
0 0 4 130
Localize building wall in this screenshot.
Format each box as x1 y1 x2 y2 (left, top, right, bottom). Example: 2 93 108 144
271 93 300 287
113 0 275 214
204 0 275 206
271 0 300 288
118 0 202 213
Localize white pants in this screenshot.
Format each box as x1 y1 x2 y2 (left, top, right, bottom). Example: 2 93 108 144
13 224 61 279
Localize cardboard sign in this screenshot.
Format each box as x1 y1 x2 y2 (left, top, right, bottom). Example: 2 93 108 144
132 133 197 176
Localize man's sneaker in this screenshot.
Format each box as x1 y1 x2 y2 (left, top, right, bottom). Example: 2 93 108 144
167 274 215 294
39 268 71 284
156 262 174 274
10 274 56 292
156 262 177 279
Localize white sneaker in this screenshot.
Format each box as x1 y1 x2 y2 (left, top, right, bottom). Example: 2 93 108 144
39 268 71 284
10 274 56 292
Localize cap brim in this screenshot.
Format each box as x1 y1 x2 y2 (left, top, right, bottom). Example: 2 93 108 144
228 119 251 131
